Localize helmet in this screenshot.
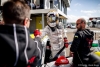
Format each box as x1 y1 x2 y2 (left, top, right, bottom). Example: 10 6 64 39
55 56 69 66
47 11 59 23
34 29 41 37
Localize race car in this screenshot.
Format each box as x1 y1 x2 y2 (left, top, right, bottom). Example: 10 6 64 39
91 40 100 57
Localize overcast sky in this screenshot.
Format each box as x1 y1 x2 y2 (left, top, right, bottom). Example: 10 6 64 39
67 0 100 22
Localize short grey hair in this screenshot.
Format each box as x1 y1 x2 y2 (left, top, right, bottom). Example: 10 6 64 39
80 18 86 24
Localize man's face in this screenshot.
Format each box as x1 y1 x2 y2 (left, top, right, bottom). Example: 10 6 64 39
76 19 86 30
76 19 83 30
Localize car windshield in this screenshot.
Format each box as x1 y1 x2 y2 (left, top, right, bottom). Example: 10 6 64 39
71 23 76 26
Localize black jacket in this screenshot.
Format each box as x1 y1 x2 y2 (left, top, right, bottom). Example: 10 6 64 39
70 29 94 64
0 24 42 67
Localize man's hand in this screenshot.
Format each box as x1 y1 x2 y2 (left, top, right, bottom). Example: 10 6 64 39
64 37 69 48
69 51 74 57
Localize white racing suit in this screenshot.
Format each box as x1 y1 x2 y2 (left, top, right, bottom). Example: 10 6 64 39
41 23 67 58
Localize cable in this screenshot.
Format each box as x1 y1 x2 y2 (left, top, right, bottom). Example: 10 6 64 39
77 51 83 64
77 51 88 67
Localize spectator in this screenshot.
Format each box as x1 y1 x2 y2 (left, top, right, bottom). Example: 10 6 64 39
36 5 40 9
40 4 44 9
0 0 42 67
70 18 94 67
30 1 36 9
25 0 30 5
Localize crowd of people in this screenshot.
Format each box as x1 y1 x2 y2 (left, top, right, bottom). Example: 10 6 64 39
25 0 43 9
0 0 99 67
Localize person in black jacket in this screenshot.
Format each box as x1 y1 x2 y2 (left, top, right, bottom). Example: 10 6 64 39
0 0 42 67
70 18 94 67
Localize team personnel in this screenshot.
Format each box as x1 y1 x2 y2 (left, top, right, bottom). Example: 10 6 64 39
70 18 94 67
0 0 42 67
